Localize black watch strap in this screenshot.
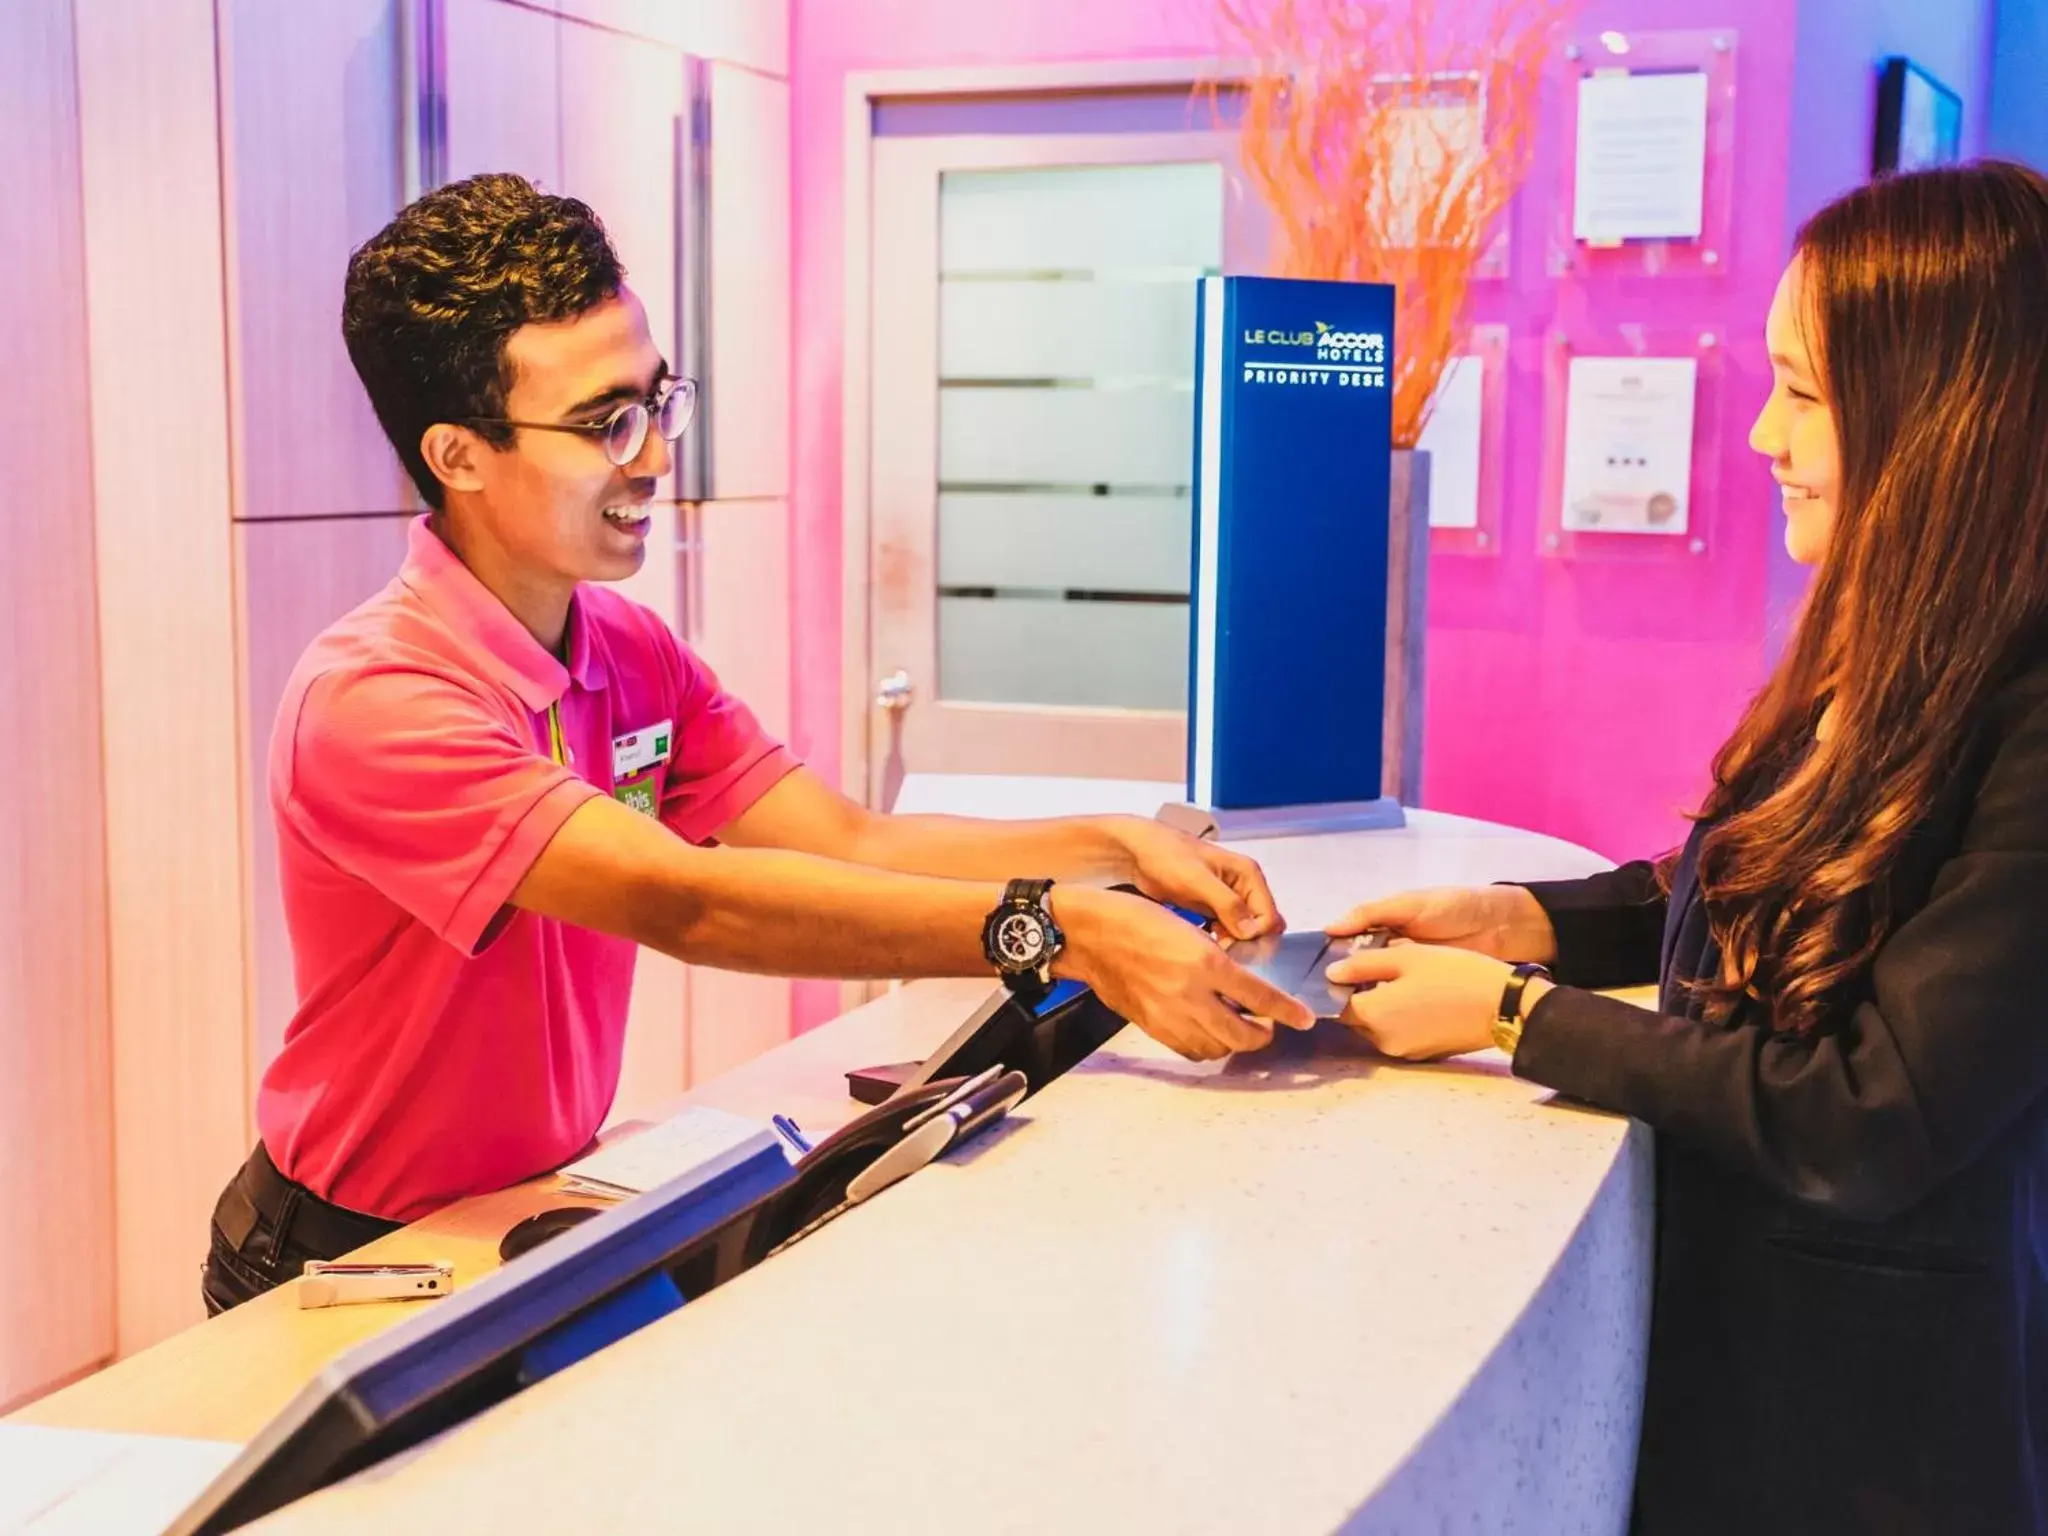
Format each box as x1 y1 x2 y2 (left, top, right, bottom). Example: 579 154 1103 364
1006 877 1053 907
1497 962 1552 1026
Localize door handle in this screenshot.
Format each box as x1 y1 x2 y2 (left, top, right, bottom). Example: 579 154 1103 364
876 670 913 713
874 671 912 813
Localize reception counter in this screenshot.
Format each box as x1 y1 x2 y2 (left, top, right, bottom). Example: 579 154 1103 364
11 805 1655 1533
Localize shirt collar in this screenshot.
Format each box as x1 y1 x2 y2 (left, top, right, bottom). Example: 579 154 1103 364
400 516 608 711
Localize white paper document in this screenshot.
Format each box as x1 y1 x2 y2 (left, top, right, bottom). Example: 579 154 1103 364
1374 89 1485 249
0 1424 241 1536
1573 70 1710 243
557 1104 782 1199
1419 355 1486 529
1560 356 1698 535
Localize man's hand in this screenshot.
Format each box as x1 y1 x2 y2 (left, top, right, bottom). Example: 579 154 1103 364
1105 818 1283 942
1326 942 1552 1060
1054 887 1312 1060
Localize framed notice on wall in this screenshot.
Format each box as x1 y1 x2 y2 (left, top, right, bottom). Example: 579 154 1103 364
1559 356 1697 535
1371 73 1512 279
1538 323 1727 561
1419 323 1508 555
1572 70 1709 243
1550 29 1739 280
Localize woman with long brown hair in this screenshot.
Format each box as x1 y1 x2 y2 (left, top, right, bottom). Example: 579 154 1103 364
1329 160 2048 1531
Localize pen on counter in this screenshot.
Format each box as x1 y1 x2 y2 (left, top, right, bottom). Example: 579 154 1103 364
771 1113 813 1157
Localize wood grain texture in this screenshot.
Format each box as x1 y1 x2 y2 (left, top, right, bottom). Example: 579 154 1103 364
0 0 117 1410
218 0 411 519
237 516 413 1078
74 0 256 1357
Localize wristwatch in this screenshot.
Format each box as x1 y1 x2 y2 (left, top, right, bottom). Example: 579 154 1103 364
982 879 1065 1002
1492 962 1553 1056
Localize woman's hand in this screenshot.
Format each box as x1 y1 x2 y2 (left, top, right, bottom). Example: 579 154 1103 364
1325 942 1550 1060
1325 884 1557 964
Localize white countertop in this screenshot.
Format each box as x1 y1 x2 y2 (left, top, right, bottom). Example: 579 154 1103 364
242 805 1652 1535
0 1424 239 1535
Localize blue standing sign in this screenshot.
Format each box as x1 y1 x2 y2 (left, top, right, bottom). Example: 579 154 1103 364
1187 274 1399 814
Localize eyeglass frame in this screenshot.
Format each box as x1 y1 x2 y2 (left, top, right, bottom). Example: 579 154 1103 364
462 374 699 468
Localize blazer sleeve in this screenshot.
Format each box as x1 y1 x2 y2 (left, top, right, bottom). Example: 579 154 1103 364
1512 689 2048 1221
1511 860 1667 990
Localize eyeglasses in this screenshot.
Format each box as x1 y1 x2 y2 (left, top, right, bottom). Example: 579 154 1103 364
466 375 699 468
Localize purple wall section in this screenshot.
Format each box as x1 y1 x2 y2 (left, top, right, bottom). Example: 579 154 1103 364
787 0 1992 1025
1764 0 1996 658
1988 0 2048 170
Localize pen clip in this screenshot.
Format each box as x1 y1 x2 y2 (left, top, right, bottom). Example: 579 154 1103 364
902 1064 1003 1135
945 1069 1028 1143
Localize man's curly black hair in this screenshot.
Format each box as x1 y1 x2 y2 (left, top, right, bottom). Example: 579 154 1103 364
341 173 625 509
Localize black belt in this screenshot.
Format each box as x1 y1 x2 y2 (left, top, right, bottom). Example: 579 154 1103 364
213 1144 401 1264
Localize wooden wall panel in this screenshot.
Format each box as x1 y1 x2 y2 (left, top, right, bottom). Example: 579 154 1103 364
219 0 411 519
690 0 791 77
444 0 562 190
74 0 255 1356
604 510 692 1121
696 498 792 740
0 0 116 1411
237 517 413 1078
559 19 684 504
536 0 790 73
685 496 795 1076
707 66 791 500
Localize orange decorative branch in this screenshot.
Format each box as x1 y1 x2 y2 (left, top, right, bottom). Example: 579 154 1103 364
1211 0 1576 445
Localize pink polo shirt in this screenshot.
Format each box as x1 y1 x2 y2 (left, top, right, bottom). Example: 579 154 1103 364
257 517 798 1221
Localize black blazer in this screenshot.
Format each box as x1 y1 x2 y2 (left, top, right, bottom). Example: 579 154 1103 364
1513 654 2048 1535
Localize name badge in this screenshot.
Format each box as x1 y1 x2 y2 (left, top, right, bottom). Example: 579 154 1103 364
612 720 673 780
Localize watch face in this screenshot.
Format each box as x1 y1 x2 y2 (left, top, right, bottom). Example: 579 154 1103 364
994 910 1047 969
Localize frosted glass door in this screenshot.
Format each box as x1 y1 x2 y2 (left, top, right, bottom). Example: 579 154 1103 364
937 162 1217 712
869 130 1263 793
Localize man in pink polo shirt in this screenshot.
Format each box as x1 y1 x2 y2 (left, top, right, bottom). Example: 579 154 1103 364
202 174 1311 1312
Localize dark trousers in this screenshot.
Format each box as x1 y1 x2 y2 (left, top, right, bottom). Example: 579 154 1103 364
201 1144 402 1315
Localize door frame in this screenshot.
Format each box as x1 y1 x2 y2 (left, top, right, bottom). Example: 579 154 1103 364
838 57 1251 808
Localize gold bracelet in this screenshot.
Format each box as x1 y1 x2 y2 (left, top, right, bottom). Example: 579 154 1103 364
1492 963 1551 1056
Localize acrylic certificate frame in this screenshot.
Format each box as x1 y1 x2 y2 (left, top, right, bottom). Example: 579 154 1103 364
1549 29 1738 280
1370 71 1512 280
1423 323 1508 556
1537 323 1726 562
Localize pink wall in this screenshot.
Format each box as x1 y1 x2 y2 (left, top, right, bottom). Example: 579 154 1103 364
787 1 1992 1026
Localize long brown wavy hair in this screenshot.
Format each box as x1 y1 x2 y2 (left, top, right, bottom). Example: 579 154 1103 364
1673 161 2048 1034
